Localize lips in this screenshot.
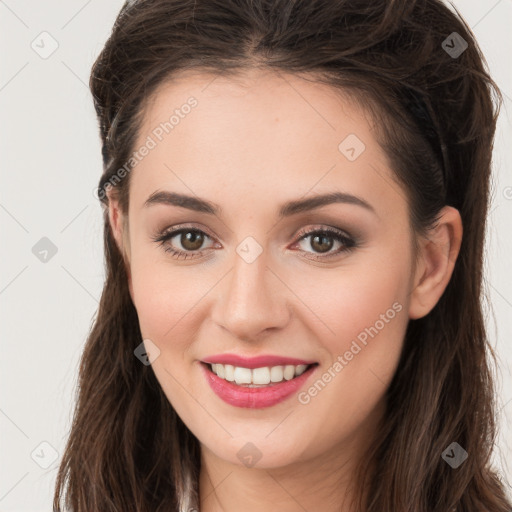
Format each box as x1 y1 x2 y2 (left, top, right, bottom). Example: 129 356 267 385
200 360 319 408
201 353 317 369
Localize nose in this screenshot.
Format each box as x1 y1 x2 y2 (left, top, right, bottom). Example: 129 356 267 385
210 248 290 342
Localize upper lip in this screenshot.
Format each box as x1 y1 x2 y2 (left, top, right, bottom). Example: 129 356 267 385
201 354 318 369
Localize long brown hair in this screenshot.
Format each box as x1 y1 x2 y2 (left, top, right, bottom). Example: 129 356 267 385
53 1 511 510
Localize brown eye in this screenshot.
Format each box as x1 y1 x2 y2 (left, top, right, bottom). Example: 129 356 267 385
293 227 357 261
179 230 205 251
309 233 335 253
152 227 216 260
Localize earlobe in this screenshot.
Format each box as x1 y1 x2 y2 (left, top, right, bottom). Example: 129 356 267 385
408 206 463 320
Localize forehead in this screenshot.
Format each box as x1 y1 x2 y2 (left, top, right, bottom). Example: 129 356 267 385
128 68 405 221
139 67 369 139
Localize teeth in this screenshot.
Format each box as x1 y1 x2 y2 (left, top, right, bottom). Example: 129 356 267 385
210 363 310 386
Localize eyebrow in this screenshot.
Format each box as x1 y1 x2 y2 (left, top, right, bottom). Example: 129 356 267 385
143 190 376 217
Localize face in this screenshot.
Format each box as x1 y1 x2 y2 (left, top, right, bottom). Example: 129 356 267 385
107 68 459 471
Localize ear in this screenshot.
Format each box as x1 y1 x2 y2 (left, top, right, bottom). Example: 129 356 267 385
106 187 134 302
408 206 463 319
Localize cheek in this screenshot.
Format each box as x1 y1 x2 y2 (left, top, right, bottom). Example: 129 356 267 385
292 248 410 352
329 272 405 347
290 263 409 448
128 251 213 346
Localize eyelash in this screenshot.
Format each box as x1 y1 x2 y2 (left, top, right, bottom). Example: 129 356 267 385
151 224 357 261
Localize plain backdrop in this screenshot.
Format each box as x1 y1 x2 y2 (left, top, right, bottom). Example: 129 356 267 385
1 0 511 509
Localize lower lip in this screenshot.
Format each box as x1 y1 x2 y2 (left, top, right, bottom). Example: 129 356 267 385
199 362 318 409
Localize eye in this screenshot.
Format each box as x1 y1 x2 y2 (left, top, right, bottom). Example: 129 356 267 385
292 226 357 260
151 225 217 260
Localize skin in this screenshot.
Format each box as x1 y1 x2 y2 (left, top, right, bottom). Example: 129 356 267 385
107 68 462 512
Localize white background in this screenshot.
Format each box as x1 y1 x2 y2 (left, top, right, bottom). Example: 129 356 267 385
1 0 511 509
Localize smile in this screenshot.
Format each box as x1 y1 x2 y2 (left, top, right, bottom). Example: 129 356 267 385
207 362 315 386
199 361 319 408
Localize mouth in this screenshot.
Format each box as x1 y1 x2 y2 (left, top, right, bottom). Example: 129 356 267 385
201 361 319 388
199 360 320 409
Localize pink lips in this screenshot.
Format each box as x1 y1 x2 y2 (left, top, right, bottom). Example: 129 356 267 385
201 353 317 369
199 356 319 409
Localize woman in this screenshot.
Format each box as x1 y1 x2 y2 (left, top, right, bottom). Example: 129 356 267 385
53 0 511 510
